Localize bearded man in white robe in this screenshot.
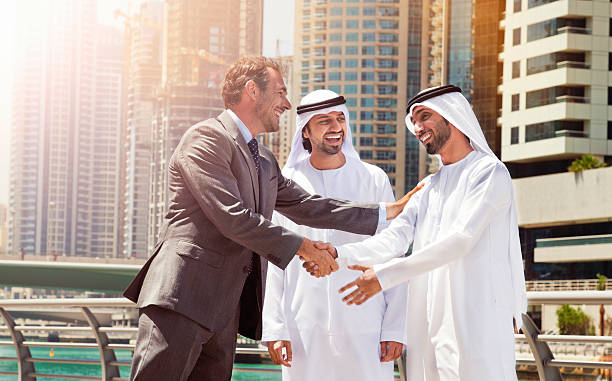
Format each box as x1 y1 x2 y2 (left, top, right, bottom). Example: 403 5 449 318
262 90 413 381
313 85 527 381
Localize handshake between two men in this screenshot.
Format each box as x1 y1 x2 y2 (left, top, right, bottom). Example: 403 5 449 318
294 183 424 303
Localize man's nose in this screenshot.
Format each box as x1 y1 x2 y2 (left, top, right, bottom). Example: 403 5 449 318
413 123 424 134
282 95 291 110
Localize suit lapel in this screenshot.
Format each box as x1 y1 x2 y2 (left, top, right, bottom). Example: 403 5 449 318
216 111 260 211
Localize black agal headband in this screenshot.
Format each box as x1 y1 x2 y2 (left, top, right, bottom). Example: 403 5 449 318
296 96 346 115
406 85 462 114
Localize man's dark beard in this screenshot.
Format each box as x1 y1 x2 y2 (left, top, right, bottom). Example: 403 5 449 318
425 119 451 154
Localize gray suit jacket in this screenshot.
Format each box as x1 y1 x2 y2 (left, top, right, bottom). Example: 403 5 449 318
124 110 379 339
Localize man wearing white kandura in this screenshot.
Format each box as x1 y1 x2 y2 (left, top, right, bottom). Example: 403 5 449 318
262 89 420 380
313 85 527 381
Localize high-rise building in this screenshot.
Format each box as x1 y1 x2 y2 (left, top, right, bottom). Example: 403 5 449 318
265 55 295 167
147 0 264 253
91 26 125 258
421 0 504 158
122 1 164 259
499 0 612 281
9 0 123 257
293 0 412 195
0 204 7 255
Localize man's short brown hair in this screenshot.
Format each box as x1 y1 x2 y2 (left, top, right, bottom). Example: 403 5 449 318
221 57 283 108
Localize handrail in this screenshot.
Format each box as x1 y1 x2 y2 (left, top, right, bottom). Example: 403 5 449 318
0 291 611 380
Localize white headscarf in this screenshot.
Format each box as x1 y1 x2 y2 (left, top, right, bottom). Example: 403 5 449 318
284 89 360 171
405 91 496 160
406 89 527 326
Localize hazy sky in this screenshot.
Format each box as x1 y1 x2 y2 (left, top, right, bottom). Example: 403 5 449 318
0 0 294 205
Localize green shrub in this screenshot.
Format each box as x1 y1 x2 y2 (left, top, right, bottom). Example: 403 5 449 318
556 304 592 335
568 155 606 172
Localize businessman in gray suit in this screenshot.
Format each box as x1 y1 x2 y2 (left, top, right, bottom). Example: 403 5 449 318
124 57 410 380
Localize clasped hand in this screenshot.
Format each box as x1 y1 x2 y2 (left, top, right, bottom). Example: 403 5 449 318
297 238 338 278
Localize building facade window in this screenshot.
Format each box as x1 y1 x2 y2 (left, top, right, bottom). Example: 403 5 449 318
361 85 375 94
608 121 612 140
525 120 584 142
377 163 396 173
329 59 341 68
345 72 357 81
361 98 374 107
526 52 587 75
346 20 359 28
345 59 358 68
609 87 612 105
363 7 376 16
512 94 520 111
330 33 342 42
513 28 521 45
363 20 376 28
345 85 358 94
360 111 374 120
329 72 341 81
330 7 342 16
526 86 585 109
347 7 359 15
528 0 560 8
346 33 359 41
361 59 375 68
360 137 374 146
360 150 373 160
329 46 342 55
361 72 375 81
512 61 520 78
511 127 519 144
514 0 521 12
360 124 373 133
361 46 375 55
527 18 587 42
346 46 359 54
362 33 375 41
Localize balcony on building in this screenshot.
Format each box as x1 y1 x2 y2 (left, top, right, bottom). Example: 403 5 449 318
513 166 612 229
534 234 612 263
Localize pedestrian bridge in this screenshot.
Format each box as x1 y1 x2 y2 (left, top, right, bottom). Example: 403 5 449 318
0 258 141 293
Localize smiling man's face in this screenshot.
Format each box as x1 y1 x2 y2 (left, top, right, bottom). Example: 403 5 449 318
255 67 291 133
411 106 451 155
303 111 347 156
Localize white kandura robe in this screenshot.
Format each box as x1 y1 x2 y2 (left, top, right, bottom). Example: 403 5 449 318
262 157 407 381
337 150 520 381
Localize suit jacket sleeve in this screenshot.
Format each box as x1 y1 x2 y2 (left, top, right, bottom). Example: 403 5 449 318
273 164 380 234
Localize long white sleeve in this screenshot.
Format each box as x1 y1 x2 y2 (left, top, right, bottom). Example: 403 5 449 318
261 214 291 343
374 163 512 291
336 192 420 267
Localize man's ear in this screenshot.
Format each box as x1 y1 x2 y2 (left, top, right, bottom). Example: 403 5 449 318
302 125 310 139
245 80 258 102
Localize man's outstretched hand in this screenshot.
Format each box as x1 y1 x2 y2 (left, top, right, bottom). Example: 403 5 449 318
339 265 382 305
297 238 338 277
385 182 423 220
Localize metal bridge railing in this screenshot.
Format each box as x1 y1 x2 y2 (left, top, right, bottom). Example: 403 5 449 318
1 291 611 380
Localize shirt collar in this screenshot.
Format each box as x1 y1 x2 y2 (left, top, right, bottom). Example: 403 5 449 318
226 109 253 143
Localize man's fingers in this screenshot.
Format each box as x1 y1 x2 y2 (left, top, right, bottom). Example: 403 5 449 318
267 342 281 364
408 182 424 196
380 342 388 361
285 341 292 362
339 280 357 293
313 241 332 250
341 288 362 304
347 265 370 272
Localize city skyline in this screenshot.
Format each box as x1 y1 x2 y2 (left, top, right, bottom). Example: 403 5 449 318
0 0 294 206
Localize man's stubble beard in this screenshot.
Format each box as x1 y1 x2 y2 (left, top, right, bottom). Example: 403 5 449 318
425 119 451 155
256 98 279 133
